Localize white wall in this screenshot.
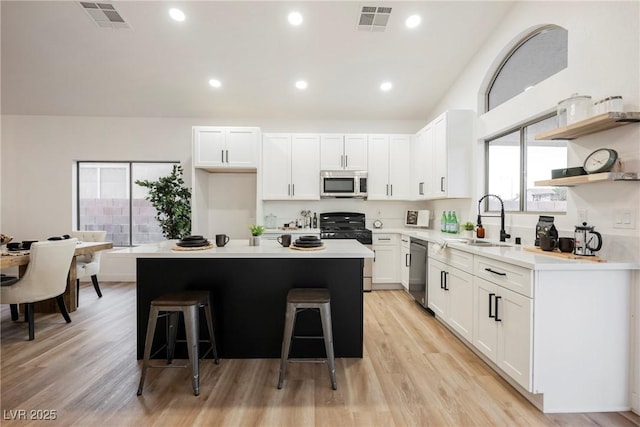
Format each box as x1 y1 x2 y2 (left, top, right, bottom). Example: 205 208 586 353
422 0 640 414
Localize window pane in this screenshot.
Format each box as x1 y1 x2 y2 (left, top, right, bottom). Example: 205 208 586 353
525 117 567 212
78 163 130 246
488 26 567 110
487 131 520 212
132 163 177 245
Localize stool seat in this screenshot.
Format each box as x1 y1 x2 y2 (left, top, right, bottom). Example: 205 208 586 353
278 287 337 390
137 291 219 397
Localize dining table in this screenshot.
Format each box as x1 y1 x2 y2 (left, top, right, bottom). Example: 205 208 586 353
0 241 113 313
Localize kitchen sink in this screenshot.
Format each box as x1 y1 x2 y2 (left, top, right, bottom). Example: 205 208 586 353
464 240 511 247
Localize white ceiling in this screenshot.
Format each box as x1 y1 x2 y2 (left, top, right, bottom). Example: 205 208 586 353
1 1 514 120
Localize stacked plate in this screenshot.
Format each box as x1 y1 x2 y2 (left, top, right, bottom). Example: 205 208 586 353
176 235 210 248
292 235 323 248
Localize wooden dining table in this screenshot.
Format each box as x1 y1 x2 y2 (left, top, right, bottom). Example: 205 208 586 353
0 241 113 313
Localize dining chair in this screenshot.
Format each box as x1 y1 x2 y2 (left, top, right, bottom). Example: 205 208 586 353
69 230 107 303
0 238 77 340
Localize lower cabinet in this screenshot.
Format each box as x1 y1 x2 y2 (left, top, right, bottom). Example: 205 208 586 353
400 235 410 290
372 234 399 284
473 276 532 391
427 257 473 342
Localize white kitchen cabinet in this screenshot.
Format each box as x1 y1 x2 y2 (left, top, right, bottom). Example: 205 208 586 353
193 126 259 171
413 124 433 200
320 134 368 171
400 235 410 290
430 110 473 199
367 134 412 200
427 257 474 342
372 234 399 284
262 133 320 200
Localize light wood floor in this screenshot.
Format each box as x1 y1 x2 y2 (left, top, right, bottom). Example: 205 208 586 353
1 282 638 427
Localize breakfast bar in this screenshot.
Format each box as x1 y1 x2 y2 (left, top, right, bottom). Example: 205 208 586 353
112 239 373 359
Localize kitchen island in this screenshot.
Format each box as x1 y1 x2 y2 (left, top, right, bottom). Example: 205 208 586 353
111 239 373 359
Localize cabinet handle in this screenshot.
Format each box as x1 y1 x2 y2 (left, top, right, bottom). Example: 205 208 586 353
485 268 506 276
378 238 391 241
443 271 448 291
405 253 410 267
386 184 389 196
419 182 424 195
221 150 224 163
341 155 344 168
292 184 295 196
488 293 496 318
440 271 445 289
390 184 393 196
495 296 502 322
373 249 376 262
440 177 445 192
288 184 291 196
226 150 229 163
345 155 348 168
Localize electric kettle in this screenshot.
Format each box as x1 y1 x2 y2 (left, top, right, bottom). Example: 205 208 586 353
574 222 602 256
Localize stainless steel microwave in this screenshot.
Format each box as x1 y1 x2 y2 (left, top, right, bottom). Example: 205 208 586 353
320 170 368 198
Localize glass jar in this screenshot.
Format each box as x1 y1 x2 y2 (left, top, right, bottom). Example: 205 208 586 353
607 96 624 113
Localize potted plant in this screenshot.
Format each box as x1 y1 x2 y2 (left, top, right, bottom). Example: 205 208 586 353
248 224 265 246
461 221 475 239
135 165 191 240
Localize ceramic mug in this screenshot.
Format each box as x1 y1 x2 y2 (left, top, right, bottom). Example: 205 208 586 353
539 234 558 251
558 237 575 253
215 234 230 247
277 234 291 247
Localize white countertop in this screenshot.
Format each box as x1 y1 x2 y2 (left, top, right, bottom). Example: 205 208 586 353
373 228 640 271
110 239 373 259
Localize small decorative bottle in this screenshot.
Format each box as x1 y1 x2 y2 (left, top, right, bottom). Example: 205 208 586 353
440 211 447 232
312 212 318 229
476 224 485 239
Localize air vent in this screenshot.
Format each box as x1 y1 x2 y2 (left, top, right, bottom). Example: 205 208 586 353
79 2 131 30
357 6 392 32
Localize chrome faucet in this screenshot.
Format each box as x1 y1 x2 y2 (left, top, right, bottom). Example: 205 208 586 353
477 194 511 242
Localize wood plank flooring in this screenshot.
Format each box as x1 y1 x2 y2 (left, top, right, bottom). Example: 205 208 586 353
1 282 639 426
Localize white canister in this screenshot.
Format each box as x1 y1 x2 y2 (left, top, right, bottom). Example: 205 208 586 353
607 96 624 113
564 94 593 125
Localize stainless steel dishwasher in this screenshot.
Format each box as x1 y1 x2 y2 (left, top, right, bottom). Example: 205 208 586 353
408 238 429 309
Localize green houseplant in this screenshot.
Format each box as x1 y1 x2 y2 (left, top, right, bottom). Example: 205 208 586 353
135 165 191 240
248 224 264 246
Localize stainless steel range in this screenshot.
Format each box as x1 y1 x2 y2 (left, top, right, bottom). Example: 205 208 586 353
320 212 373 291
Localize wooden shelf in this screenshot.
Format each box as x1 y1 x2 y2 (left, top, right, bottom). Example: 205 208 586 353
535 112 640 140
535 172 639 187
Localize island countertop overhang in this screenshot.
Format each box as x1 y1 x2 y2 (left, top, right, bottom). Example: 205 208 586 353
111 239 374 259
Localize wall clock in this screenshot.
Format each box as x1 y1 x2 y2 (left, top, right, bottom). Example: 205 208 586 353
583 148 619 174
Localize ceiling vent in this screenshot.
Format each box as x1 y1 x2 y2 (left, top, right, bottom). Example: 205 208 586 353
357 6 392 32
79 2 131 30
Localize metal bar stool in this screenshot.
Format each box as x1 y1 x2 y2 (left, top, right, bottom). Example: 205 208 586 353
277 288 337 390
137 291 219 396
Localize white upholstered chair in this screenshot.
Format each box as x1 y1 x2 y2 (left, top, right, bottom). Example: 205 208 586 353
70 230 107 302
0 239 77 340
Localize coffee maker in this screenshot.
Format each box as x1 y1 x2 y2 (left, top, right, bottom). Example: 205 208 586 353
574 222 602 256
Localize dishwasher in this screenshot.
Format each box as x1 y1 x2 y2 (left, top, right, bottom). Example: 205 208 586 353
408 238 429 310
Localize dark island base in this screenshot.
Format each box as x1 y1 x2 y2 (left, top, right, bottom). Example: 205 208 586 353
136 257 364 360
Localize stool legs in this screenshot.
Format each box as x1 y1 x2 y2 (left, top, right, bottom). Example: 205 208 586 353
319 304 337 390
183 305 200 396
203 300 220 364
137 306 159 396
277 303 297 389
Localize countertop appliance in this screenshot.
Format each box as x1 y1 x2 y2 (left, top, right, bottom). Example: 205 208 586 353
405 210 430 228
574 222 603 256
408 238 430 310
320 212 372 291
320 170 367 198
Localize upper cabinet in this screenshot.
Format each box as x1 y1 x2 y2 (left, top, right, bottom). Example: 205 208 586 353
193 126 260 171
430 110 474 199
367 134 412 200
413 124 434 200
320 134 368 171
262 133 320 200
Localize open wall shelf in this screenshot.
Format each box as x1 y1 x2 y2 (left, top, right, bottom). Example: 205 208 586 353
535 112 640 140
534 172 639 187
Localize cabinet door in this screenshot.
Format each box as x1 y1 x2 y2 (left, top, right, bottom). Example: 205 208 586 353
367 135 390 200
414 125 434 199
432 113 448 197
473 277 499 362
291 134 320 200
372 244 399 283
497 287 533 391
262 134 292 200
320 134 344 170
388 134 411 200
343 134 368 171
427 258 447 317
400 244 410 290
446 266 474 342
226 127 258 168
194 127 226 167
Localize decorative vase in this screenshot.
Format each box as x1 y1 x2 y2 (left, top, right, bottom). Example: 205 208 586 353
462 230 474 240
249 236 261 246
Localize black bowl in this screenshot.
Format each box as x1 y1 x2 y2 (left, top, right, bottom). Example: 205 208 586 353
6 242 20 250
22 240 37 249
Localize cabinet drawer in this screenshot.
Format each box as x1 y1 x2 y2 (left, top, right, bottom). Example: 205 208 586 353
400 235 410 248
474 256 532 298
373 234 399 245
428 244 473 273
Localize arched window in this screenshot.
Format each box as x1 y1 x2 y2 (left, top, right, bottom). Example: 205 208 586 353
486 25 568 111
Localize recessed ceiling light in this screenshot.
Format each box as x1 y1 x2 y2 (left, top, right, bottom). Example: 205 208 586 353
288 12 303 26
169 8 185 22
209 79 221 88
380 81 393 91
406 15 421 28
295 80 308 90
